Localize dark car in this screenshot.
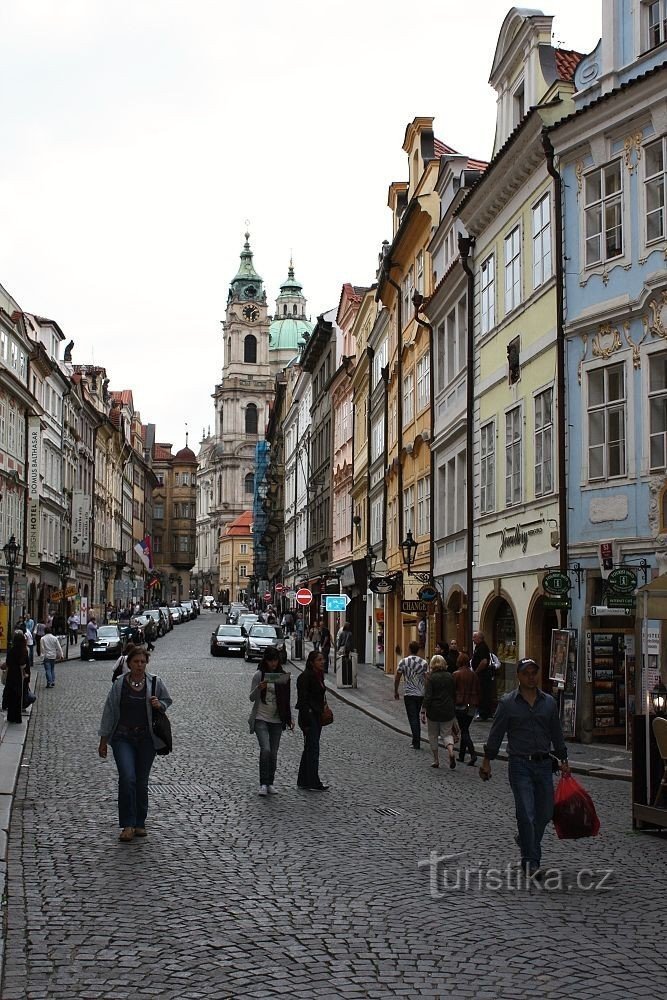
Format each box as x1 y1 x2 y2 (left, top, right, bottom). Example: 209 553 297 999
244 624 287 663
91 624 124 659
158 607 174 631
210 625 246 657
144 609 165 637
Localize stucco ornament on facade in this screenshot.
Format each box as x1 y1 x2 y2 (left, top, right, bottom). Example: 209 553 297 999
643 289 667 340
623 132 643 173
646 478 667 577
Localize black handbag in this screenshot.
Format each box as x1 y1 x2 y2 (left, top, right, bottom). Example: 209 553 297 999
151 676 172 755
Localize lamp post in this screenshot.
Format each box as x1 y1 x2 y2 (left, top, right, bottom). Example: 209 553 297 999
101 563 112 623
365 544 377 579
57 553 72 660
3 535 20 641
128 568 136 611
651 681 667 717
176 575 182 603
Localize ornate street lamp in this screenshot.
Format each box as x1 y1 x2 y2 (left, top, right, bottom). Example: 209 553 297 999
57 553 72 659
651 681 667 717
3 535 20 636
101 563 112 622
400 530 418 573
365 545 377 578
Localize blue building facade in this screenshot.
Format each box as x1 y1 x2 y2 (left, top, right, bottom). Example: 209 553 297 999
551 1 667 744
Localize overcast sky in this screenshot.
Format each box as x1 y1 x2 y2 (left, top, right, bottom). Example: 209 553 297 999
0 1 601 449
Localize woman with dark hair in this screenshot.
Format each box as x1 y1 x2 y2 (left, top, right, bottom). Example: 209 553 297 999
98 645 172 842
248 646 293 796
295 649 328 790
453 650 479 764
2 631 30 724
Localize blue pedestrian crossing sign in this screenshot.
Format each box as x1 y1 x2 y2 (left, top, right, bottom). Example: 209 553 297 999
324 595 350 612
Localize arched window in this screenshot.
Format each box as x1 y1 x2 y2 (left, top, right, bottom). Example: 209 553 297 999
244 335 257 364
244 473 255 495
293 305 298 315
283 304 287 315
227 338 231 363
217 475 222 504
245 403 258 435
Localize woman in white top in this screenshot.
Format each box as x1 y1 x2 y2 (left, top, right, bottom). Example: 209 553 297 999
248 647 294 796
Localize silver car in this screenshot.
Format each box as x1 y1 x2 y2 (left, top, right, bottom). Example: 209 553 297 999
244 624 287 663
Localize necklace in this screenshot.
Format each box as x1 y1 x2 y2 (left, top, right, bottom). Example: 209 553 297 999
129 677 145 689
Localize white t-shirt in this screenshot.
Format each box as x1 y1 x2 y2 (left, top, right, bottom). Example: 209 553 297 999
255 683 279 723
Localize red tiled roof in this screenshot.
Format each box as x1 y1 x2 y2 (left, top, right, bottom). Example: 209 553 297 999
434 137 459 157
224 510 253 536
555 49 585 83
154 445 172 461
110 389 134 407
467 157 489 171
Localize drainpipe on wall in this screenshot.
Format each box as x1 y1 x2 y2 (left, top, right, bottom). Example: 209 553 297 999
459 234 475 652
383 269 403 549
412 292 434 583
366 346 374 557
542 132 569 612
381 362 389 566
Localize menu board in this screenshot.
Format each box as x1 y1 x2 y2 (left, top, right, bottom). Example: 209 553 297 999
591 631 627 737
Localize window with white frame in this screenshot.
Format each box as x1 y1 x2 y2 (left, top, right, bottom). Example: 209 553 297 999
417 475 430 536
645 0 667 49
645 136 666 243
505 406 522 506
371 497 383 544
402 266 414 327
481 255 495 334
373 338 387 386
238 564 247 578
371 417 384 461
402 371 414 425
416 250 424 295
504 226 521 313
10 343 17 370
0 401 4 445
584 162 623 266
587 363 626 480
0 330 6 360
7 406 16 454
342 399 350 439
445 297 467 384
480 422 495 515
402 485 415 533
416 352 430 410
649 352 667 470
534 388 553 496
532 194 552 288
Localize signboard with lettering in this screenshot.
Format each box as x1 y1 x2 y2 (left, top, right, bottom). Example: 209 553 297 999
542 571 572 596
71 491 91 555
607 567 637 594
486 519 544 559
401 600 430 614
27 416 41 565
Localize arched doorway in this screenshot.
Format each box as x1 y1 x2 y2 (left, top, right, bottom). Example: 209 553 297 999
525 592 559 694
444 587 467 652
482 594 518 697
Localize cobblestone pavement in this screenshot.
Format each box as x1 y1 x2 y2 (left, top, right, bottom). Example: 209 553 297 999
2 614 665 999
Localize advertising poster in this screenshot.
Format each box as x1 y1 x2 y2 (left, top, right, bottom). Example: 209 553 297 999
71 491 91 554
549 629 570 683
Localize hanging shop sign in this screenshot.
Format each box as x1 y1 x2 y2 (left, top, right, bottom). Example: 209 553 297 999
607 567 637 594
543 596 572 610
27 416 41 565
418 584 438 603
369 576 396 594
401 600 430 613
542 571 572 596
71 491 92 554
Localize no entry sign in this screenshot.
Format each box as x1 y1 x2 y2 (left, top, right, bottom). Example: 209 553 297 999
296 588 313 606
263 592 272 601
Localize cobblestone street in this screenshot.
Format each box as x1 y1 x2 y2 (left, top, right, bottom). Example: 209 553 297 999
2 615 666 999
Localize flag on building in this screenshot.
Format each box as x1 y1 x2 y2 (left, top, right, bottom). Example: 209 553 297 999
134 535 153 572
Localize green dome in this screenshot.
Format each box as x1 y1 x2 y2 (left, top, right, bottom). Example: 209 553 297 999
269 316 312 352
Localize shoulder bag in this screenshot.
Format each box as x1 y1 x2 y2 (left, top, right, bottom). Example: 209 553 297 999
320 695 334 727
151 676 173 755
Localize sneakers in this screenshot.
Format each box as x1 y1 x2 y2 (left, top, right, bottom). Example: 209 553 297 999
267 785 278 794
258 785 268 796
118 827 135 842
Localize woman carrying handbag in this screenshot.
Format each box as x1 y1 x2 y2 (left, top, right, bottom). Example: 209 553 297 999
295 650 329 790
98 645 172 842
248 646 294 796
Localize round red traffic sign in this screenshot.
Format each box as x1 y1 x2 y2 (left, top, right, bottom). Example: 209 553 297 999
263 592 272 601
275 584 284 592
296 588 313 606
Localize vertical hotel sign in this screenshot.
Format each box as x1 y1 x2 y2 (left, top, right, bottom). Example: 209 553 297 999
27 416 41 565
72 490 91 554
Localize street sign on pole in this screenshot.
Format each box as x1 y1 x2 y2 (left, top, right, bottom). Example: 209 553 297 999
263 591 272 601
325 594 349 612
275 584 284 592
296 588 313 606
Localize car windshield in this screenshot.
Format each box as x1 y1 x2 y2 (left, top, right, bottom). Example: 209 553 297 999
216 626 243 636
248 626 281 638
97 627 119 638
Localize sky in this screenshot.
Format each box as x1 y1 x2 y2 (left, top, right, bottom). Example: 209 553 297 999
0 0 602 450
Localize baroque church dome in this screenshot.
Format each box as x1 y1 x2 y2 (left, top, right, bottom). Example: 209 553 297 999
269 261 312 353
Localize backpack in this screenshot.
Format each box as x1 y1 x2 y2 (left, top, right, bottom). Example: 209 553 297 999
489 652 501 676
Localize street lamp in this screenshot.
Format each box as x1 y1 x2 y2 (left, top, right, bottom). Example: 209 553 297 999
177 575 183 602
365 544 377 578
651 681 667 717
57 553 72 659
400 530 418 573
3 535 20 637
101 563 112 622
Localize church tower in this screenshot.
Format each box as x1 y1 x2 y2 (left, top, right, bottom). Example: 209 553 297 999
268 260 312 373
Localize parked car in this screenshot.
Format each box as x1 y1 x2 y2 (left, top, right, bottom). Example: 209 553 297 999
202 596 215 610
244 624 287 663
144 608 165 637
210 624 246 657
90 624 124 660
108 619 131 645
239 613 260 634
228 604 248 624
180 601 195 619
159 607 174 631
169 606 183 625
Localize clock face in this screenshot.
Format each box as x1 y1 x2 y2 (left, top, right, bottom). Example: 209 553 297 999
243 304 259 322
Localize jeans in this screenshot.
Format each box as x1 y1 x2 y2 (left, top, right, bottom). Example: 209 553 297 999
43 659 56 687
297 717 322 788
404 695 423 748
112 734 156 829
455 709 476 759
508 758 554 871
254 720 283 786
69 629 78 644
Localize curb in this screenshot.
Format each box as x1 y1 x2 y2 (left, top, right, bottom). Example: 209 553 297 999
287 656 631 783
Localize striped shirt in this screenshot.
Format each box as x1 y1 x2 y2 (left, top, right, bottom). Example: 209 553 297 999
397 655 428 697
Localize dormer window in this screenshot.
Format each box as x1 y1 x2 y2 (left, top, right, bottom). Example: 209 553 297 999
512 80 525 129
645 0 667 50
